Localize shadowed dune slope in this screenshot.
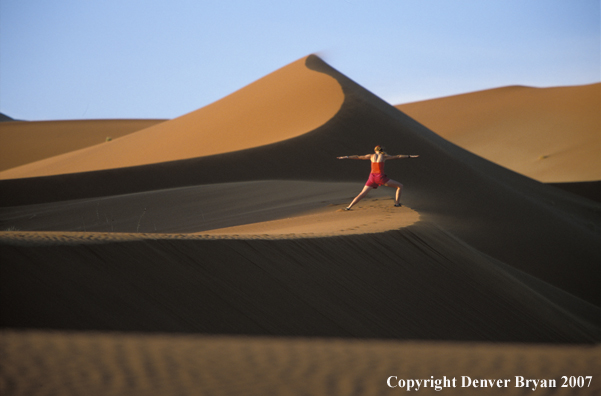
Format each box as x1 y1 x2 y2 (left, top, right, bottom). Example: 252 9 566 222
0 55 598 306
548 180 600 203
0 56 344 179
1 224 598 342
396 84 601 183
0 119 165 172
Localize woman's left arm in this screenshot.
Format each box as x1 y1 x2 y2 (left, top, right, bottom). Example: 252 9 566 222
385 154 419 160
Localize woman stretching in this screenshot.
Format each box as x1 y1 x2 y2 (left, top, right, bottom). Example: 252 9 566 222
337 145 419 210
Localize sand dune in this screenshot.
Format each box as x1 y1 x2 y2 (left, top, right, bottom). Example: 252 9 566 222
0 55 599 395
0 56 343 180
1 55 598 304
1 224 597 341
0 119 165 172
396 84 601 183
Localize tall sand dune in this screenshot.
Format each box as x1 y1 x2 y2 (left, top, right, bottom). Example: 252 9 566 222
0 119 165 171
0 56 344 179
1 55 598 306
396 84 601 183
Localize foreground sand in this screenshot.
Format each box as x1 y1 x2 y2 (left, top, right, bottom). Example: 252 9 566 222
2 330 599 396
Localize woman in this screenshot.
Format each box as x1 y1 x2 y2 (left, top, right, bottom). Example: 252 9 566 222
337 145 419 210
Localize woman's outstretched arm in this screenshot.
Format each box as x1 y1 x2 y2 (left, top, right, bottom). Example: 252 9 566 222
384 154 419 160
337 154 372 160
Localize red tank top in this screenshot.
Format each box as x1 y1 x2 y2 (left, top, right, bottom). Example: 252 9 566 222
371 161 385 174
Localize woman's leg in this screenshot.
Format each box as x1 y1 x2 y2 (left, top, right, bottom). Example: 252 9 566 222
384 179 403 205
346 185 373 209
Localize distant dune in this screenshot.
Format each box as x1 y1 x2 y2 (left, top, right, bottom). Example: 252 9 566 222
0 112 15 122
396 84 600 183
0 119 165 172
0 55 598 395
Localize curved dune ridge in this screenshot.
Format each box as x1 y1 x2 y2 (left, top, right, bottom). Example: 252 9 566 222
0 56 344 180
0 181 417 237
0 119 166 172
396 84 601 183
0 203 419 242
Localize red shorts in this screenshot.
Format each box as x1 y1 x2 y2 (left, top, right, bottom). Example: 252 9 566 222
365 173 390 189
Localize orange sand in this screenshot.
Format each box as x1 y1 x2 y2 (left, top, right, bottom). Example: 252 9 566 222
2 330 599 396
396 84 601 183
0 119 165 172
200 199 419 237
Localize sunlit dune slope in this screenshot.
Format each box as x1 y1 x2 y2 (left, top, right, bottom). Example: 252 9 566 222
0 119 165 171
0 56 344 179
396 84 601 183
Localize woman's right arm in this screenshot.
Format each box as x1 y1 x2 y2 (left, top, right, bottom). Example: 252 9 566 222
337 154 372 160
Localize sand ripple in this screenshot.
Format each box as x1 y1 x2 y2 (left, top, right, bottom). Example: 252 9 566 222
1 330 598 396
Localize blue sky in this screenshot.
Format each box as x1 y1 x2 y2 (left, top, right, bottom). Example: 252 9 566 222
1 0 599 121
